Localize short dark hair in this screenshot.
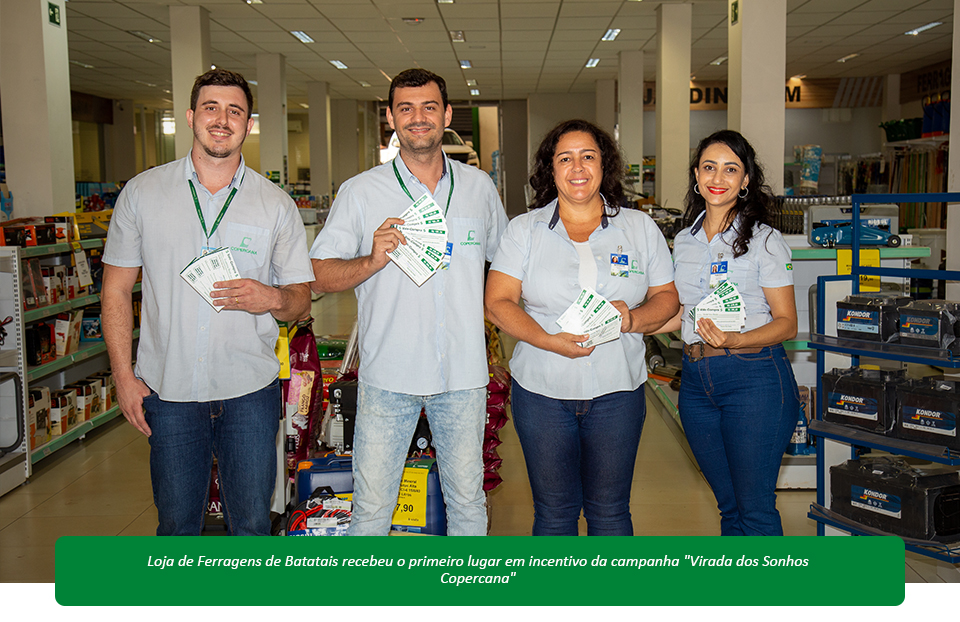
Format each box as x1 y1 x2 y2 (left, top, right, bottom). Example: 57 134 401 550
683 129 778 258
190 68 254 118
389 68 448 110
528 119 626 216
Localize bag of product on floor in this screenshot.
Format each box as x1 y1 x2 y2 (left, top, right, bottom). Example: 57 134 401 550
283 317 325 475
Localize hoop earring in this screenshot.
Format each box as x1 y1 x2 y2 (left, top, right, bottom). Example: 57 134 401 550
694 184 701 195
738 187 749 199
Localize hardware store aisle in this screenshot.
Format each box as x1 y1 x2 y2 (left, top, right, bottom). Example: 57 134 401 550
0 291 945 582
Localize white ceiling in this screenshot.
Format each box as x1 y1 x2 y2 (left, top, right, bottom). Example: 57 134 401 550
63 0 956 111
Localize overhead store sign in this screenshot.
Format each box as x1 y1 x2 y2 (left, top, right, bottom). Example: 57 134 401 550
641 77 884 111
900 60 950 104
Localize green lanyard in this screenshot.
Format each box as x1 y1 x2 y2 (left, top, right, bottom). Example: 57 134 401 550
188 178 239 243
392 158 454 215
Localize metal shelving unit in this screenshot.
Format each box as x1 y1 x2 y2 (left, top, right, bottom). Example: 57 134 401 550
806 192 960 564
0 240 133 497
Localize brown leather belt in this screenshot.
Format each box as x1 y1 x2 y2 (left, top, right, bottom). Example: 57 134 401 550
682 342 765 362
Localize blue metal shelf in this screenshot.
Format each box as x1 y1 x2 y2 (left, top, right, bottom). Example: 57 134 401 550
812 192 960 559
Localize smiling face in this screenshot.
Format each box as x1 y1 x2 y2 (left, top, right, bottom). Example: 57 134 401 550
186 85 254 160
386 82 452 158
694 142 749 214
552 131 603 208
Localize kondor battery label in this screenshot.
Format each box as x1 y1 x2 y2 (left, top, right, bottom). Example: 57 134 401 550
826 392 878 421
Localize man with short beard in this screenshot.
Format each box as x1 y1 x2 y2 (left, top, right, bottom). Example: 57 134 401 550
102 68 313 536
311 68 508 536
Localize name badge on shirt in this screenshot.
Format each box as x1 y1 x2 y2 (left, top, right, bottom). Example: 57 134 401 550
709 260 728 288
610 253 629 278
201 245 217 256
440 242 453 270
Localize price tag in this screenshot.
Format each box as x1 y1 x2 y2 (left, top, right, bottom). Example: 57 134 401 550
836 249 881 293
71 242 94 288
391 465 429 526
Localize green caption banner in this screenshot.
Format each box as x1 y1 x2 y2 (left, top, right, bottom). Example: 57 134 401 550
56 536 904 606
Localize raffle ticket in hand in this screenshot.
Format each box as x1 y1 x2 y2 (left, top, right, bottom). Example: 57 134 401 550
689 280 746 332
179 247 241 312
557 287 622 348
389 193 448 286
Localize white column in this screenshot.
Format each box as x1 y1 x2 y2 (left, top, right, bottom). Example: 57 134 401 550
655 3 691 211
0 0 75 216
257 53 288 187
169 6 211 159
882 74 901 122
947 0 960 300
308 81 332 202
618 50 644 175
595 79 616 137
727 0 786 193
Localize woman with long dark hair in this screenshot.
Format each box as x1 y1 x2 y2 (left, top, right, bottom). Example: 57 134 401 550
665 129 800 536
484 119 678 535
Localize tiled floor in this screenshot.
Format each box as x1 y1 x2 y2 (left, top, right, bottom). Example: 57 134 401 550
0 291 952 582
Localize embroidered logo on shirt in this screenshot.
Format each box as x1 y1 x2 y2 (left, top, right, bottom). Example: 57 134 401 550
460 229 481 246
630 259 644 275
786 263 793 271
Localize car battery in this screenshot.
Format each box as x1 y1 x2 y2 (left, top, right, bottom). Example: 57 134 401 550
836 293 909 342
895 377 960 450
295 455 353 504
821 367 903 435
391 458 447 536
830 456 960 542
328 379 357 452
898 300 960 353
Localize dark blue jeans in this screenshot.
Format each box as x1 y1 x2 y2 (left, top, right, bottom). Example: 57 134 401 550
511 380 646 536
679 345 799 536
143 378 280 536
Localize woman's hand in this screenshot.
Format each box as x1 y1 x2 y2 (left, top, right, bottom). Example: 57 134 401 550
610 300 634 333
695 317 743 349
549 332 596 359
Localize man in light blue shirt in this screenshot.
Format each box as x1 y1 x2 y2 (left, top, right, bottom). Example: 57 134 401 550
102 69 313 536
311 68 508 535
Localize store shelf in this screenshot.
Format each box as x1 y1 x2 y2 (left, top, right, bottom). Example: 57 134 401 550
30 404 123 465
808 333 960 367
23 282 139 323
26 329 137 383
0 349 18 372
809 419 960 465
19 238 104 259
883 135 949 150
790 246 929 260
808 503 960 564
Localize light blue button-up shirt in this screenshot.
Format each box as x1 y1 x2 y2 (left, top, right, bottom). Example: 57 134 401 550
311 155 508 395
103 153 315 402
672 212 794 345
490 200 675 400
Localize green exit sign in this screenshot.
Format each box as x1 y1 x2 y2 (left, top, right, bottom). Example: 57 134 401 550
730 1 739 26
48 3 61 26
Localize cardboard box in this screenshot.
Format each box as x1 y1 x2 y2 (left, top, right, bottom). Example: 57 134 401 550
73 210 112 239
89 371 116 411
25 322 56 366
79 378 103 417
0 220 57 247
21 258 48 310
50 389 77 436
28 387 51 450
54 310 83 357
42 270 63 305
81 312 102 342
67 380 101 420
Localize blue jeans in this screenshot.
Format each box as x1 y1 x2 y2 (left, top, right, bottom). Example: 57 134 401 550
678 345 799 536
511 380 646 536
348 382 487 536
143 379 280 536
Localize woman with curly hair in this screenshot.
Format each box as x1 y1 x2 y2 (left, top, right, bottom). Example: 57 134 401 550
665 129 800 536
484 119 678 535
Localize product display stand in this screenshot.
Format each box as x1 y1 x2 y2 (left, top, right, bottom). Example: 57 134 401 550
0 240 136 497
807 192 960 566
0 246 28 497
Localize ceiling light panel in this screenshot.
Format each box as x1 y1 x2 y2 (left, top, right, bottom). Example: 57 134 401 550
290 31 315 44
585 58 600 68
601 29 620 42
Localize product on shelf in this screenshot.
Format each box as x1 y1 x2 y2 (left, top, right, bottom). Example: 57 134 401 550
324 379 357 454
390 458 446 536
836 293 910 342
89 371 115 411
21 258 48 310
54 310 83 357
41 267 64 304
895 377 960 451
295 454 353 505
64 382 95 422
77 378 103 417
49 389 77 436
0 219 57 247
80 306 102 342
821 367 904 435
28 387 51 450
898 300 960 353
830 456 960 542
25 321 55 366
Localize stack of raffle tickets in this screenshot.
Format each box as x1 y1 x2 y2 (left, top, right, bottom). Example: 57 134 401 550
484 322 511 492
389 193 449 286
689 281 746 331
557 287 622 347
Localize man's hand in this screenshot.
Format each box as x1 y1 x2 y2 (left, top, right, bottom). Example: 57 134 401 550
368 217 406 272
211 278 281 313
115 373 152 436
